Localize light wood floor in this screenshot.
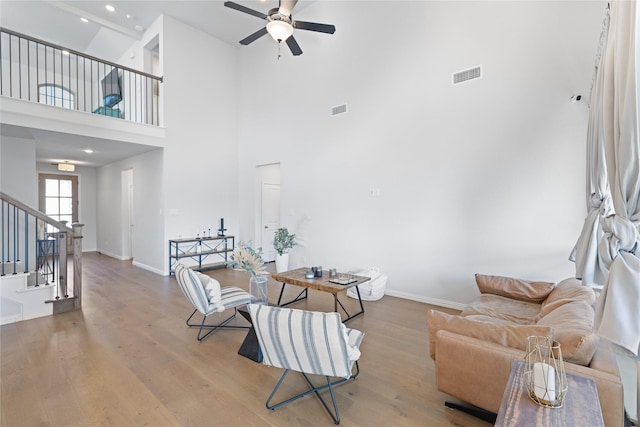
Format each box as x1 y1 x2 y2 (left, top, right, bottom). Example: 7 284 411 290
1 252 491 427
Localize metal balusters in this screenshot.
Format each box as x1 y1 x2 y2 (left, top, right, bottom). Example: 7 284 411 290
23 209 28 273
0 27 162 125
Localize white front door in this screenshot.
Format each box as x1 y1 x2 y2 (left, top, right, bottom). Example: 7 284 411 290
261 183 280 262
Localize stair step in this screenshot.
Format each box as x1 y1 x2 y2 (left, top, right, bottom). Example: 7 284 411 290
46 296 78 314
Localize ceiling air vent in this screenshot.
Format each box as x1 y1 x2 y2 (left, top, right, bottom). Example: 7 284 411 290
331 103 347 116
452 66 481 85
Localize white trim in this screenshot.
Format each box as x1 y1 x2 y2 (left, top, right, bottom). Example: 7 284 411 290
15 282 56 293
131 260 164 276
96 249 128 261
384 289 468 311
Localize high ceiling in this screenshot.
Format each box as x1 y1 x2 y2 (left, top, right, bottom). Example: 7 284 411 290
0 1 312 61
0 0 313 167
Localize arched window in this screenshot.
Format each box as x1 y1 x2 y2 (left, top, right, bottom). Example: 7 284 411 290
38 84 75 109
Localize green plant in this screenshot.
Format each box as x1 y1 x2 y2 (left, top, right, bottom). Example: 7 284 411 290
273 227 297 256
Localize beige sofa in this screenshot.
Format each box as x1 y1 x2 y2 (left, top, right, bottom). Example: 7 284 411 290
427 275 624 427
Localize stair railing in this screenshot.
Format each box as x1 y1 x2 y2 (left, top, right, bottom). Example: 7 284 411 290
1 192 82 310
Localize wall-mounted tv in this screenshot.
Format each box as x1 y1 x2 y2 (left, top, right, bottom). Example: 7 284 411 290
101 68 122 108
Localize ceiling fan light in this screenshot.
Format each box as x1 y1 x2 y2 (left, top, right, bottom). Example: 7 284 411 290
266 20 293 42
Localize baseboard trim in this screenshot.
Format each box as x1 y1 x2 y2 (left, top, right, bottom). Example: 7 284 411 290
384 289 467 311
96 249 128 261
131 261 164 276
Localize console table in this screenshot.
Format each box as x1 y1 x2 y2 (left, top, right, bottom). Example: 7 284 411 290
495 360 604 427
168 235 234 275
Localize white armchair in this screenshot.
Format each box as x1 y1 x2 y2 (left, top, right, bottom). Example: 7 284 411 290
174 263 252 341
248 303 364 424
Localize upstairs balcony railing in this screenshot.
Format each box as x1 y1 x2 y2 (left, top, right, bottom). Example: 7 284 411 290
0 27 163 126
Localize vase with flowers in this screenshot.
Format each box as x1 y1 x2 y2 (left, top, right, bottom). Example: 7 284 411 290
228 242 269 305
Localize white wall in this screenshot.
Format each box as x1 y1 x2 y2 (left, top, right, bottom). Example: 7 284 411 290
96 15 240 274
0 135 37 270
236 1 606 306
0 135 37 205
160 16 239 272
96 148 163 272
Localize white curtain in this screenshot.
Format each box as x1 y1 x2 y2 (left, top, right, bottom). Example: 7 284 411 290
592 0 640 358
570 6 615 286
571 0 639 420
572 0 639 356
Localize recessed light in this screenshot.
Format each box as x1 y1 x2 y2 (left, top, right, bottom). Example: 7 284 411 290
83 149 94 154
62 50 70 55
105 5 115 12
135 25 144 32
80 17 89 23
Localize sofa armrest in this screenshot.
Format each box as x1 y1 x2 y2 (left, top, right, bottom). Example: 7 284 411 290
434 329 522 414
433 330 624 427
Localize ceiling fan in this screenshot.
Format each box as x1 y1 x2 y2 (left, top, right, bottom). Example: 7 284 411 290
223 0 336 56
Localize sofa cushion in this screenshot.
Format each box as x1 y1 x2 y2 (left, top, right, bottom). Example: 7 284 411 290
475 274 555 303
537 277 596 319
535 301 599 366
427 309 552 359
461 293 542 324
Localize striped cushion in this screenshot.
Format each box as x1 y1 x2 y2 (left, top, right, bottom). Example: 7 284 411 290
175 263 225 314
220 286 253 309
249 304 364 379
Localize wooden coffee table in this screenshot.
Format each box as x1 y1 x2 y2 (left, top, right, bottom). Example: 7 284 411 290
271 268 370 323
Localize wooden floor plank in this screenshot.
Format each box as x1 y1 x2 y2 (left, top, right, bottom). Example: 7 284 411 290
1 252 490 427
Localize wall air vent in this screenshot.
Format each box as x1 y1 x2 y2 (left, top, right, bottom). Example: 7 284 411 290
331 103 347 116
452 66 482 85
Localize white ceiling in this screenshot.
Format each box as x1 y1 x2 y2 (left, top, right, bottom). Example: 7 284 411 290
0 1 314 61
0 0 315 167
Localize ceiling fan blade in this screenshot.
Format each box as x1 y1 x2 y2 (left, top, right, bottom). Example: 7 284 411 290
278 0 298 17
286 36 303 56
224 1 267 19
239 27 268 45
293 20 336 34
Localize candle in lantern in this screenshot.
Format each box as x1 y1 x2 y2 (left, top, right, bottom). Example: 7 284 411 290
533 362 556 401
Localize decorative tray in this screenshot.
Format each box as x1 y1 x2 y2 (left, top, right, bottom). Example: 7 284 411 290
329 276 357 285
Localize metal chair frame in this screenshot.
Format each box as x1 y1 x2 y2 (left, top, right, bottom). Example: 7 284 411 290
265 362 360 425
185 307 249 342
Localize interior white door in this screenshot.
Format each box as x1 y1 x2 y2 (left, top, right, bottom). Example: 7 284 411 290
261 183 280 262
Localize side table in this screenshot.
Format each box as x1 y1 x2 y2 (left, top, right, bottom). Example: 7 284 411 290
495 360 604 427
237 305 262 363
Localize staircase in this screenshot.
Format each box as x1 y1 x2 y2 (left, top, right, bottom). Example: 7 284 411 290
0 192 83 325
